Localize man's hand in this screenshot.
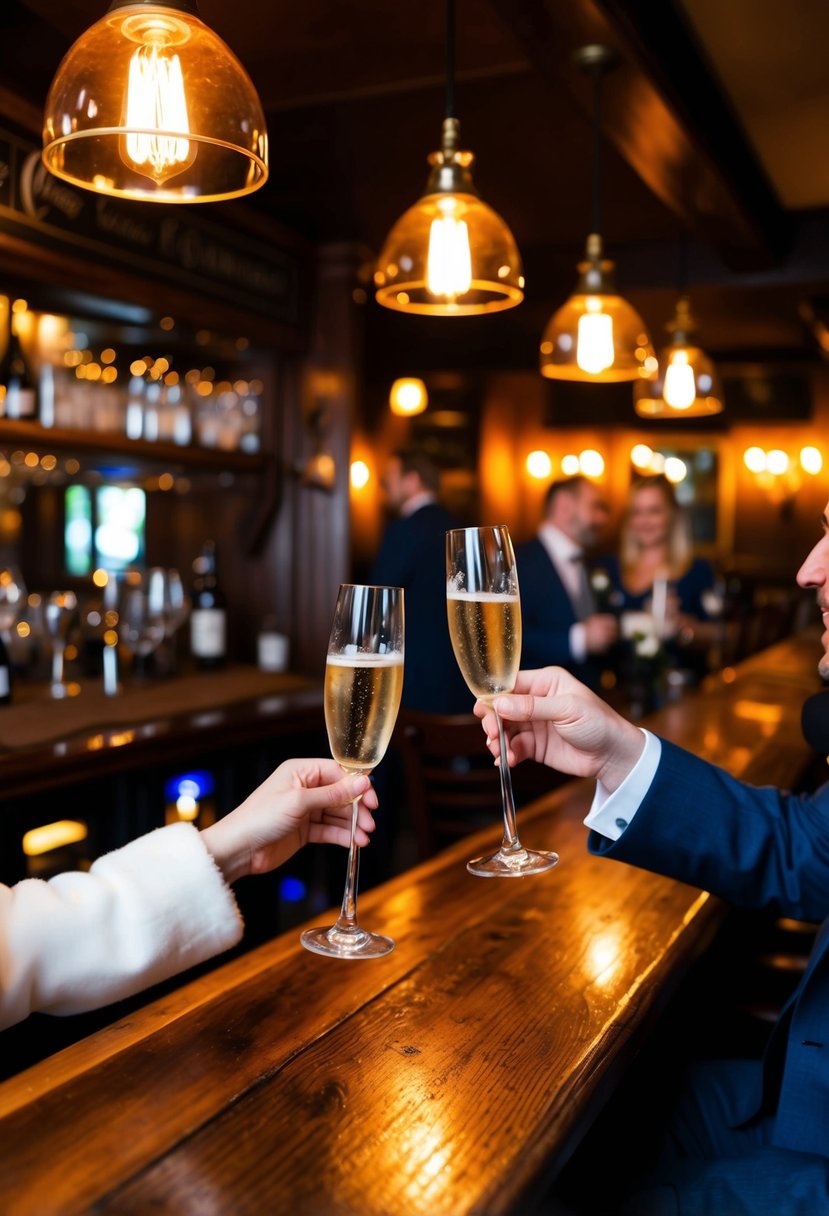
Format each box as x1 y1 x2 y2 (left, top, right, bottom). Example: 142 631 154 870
475 666 645 793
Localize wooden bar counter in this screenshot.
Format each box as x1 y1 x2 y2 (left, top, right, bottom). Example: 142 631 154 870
0 665 324 800
0 632 824 1216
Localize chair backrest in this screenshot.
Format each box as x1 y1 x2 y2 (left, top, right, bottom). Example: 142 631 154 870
392 708 502 861
392 707 562 861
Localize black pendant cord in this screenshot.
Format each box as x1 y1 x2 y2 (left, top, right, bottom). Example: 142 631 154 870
676 231 689 294
445 0 456 120
591 65 602 236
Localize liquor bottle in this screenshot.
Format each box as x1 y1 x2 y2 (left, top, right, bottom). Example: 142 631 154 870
0 633 12 705
189 539 227 669
0 305 37 420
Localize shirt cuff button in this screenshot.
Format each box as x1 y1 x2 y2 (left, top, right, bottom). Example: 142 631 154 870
615 817 628 831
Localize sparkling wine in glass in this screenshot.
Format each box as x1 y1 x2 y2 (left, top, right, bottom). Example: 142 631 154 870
301 583 404 959
446 525 559 877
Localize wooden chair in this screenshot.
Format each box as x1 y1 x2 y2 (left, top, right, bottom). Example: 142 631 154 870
393 707 562 861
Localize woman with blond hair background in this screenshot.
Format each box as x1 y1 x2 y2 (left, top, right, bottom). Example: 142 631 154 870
599 474 719 695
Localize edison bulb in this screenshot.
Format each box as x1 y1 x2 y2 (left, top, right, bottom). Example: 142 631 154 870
663 350 697 410
577 299 614 375
120 18 196 185
427 199 472 298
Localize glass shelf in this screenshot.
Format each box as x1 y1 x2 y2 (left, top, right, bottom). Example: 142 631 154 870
0 419 267 474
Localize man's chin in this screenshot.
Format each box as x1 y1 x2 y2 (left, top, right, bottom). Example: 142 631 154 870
819 651 829 682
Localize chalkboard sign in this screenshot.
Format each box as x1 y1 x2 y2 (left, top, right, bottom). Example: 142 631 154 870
0 127 300 325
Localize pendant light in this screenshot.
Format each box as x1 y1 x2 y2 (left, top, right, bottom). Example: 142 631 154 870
633 241 724 417
539 45 655 382
42 0 268 204
374 0 524 316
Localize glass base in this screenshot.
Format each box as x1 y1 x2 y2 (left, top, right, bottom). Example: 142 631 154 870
300 923 395 959
467 847 559 878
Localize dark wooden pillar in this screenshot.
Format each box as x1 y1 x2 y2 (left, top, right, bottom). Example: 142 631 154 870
289 242 366 676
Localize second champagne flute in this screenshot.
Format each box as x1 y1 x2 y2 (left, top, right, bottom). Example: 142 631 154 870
446 525 559 877
300 583 404 959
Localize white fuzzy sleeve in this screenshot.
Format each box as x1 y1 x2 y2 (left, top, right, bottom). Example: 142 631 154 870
0 821 244 1029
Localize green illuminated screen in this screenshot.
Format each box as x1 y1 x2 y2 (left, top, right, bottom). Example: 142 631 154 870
65 485 146 576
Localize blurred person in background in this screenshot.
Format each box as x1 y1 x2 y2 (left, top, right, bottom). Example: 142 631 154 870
365 447 471 885
515 476 618 692
601 474 718 667
370 446 471 714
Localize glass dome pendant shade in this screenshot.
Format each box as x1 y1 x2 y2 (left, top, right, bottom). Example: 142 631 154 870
374 116 524 315
633 295 724 417
42 0 268 204
539 232 656 382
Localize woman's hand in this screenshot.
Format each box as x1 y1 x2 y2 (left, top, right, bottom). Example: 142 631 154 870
200 758 378 885
474 666 645 793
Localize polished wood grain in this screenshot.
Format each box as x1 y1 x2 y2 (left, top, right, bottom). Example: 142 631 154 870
0 666 323 800
0 632 823 1216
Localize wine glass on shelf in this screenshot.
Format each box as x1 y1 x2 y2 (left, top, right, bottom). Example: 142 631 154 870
118 570 166 681
446 525 559 877
300 583 404 959
45 590 79 699
147 567 190 674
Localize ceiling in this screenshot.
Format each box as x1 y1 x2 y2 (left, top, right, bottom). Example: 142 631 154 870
7 0 829 375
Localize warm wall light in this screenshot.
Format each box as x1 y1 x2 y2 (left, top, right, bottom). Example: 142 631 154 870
562 449 605 478
389 378 428 417
663 456 688 484
539 46 654 382
350 460 370 490
743 444 824 508
42 0 268 203
526 450 553 480
634 296 724 418
374 0 523 315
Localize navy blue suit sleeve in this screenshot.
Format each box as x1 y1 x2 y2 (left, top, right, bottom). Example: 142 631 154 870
516 539 576 668
588 738 829 923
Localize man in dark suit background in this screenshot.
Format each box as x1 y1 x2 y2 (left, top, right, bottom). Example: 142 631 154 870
370 446 471 714
516 475 618 689
363 448 471 885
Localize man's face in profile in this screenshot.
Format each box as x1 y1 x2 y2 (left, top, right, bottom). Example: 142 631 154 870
796 499 829 680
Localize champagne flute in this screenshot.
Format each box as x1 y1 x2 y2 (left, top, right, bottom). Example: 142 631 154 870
301 583 404 959
446 525 559 877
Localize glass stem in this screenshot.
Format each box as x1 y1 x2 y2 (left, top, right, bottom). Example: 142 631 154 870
496 710 521 852
332 795 361 935
52 643 64 686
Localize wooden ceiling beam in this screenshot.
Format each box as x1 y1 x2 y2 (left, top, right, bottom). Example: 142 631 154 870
486 0 791 270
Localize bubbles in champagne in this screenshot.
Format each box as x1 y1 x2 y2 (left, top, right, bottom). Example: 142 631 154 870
325 653 404 772
446 591 521 702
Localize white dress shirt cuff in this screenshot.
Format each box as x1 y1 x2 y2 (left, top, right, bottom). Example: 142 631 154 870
583 729 662 841
569 621 587 663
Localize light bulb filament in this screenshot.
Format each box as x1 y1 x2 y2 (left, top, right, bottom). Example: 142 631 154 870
577 302 614 374
427 214 472 298
663 350 697 410
122 40 195 184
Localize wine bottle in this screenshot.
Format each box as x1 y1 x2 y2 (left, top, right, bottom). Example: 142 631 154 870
0 304 37 420
189 539 227 669
0 633 13 705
